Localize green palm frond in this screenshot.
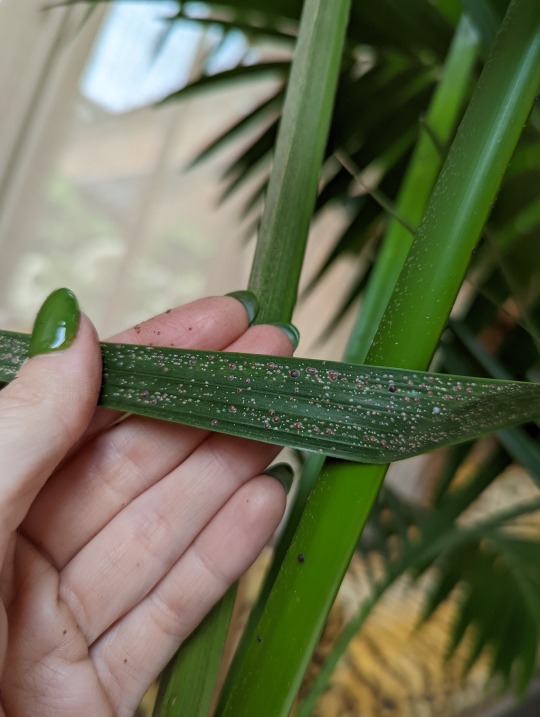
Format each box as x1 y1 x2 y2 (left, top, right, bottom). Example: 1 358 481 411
423 530 540 693
1 330 538 464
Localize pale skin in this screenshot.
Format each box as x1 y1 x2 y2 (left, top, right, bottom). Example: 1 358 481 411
0 296 293 716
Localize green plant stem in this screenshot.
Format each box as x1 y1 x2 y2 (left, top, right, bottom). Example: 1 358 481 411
219 2 540 715
221 12 480 680
247 0 351 324
232 460 385 716
217 0 350 705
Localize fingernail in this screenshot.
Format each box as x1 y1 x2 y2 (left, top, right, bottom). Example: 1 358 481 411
271 322 300 350
28 288 80 357
226 290 259 325
264 463 294 495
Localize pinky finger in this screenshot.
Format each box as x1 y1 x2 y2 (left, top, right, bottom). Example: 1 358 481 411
90 474 287 717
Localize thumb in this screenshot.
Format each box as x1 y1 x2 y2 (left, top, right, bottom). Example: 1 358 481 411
0 289 101 541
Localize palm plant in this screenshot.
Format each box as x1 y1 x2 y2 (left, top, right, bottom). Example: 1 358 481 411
3 0 540 714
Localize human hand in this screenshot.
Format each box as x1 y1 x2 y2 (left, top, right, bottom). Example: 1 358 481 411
0 289 295 717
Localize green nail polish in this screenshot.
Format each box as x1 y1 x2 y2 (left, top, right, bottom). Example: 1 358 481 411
28 288 81 357
226 290 259 325
272 322 300 350
264 463 294 495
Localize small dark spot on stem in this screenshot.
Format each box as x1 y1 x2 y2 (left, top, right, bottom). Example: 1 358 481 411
297 553 305 563
63 629 67 635
166 309 171 314
124 658 128 663
256 635 263 643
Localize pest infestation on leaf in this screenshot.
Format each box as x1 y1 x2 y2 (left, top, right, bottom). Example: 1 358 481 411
0 331 538 464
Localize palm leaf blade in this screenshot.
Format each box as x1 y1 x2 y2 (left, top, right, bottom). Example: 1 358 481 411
1 330 538 464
